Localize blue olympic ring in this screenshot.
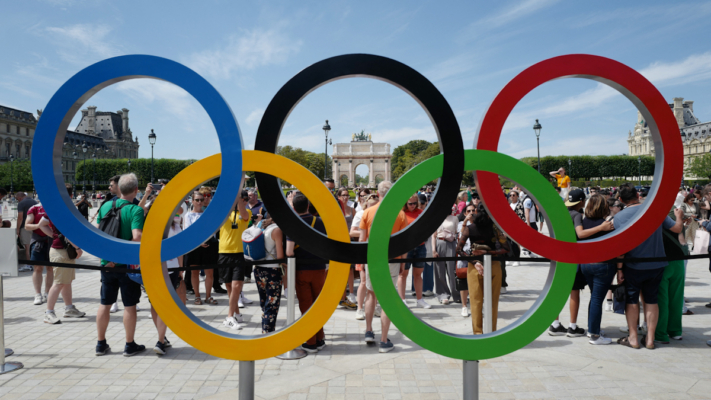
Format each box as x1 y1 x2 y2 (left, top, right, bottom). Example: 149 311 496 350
32 55 243 265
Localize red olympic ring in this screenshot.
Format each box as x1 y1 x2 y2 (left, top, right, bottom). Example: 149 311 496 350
475 54 683 264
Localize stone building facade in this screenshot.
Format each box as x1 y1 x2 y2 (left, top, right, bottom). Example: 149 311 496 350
628 97 711 171
0 105 36 164
331 136 391 188
74 106 139 159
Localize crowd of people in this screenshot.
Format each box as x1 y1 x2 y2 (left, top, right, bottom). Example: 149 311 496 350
2 163 711 356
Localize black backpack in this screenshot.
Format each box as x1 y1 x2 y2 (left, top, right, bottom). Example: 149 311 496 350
98 199 131 238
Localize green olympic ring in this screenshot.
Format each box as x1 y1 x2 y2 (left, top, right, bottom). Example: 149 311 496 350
367 149 577 360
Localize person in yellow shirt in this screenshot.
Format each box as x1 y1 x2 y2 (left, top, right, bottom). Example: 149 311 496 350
218 191 252 330
550 167 571 200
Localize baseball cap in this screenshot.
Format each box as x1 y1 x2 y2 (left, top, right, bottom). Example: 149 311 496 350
564 189 585 207
418 193 427 204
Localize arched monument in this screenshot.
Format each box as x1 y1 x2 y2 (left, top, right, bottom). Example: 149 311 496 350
332 130 391 188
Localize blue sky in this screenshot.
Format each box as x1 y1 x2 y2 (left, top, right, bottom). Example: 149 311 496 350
3 0 711 178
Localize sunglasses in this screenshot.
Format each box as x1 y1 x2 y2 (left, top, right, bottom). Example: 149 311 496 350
194 198 204 202
613 203 623 208
465 209 475 213
407 202 417 206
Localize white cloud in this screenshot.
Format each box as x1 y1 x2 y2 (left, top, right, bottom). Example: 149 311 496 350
245 108 265 125
113 79 196 123
44 24 119 63
465 0 560 33
187 29 302 80
640 52 711 87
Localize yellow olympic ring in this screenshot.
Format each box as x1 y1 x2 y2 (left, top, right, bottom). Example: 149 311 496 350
140 150 350 361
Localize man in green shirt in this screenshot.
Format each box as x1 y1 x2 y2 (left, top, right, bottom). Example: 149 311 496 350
94 173 146 357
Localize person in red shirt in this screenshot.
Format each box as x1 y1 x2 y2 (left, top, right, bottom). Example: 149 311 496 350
397 194 431 309
359 181 408 353
24 202 54 305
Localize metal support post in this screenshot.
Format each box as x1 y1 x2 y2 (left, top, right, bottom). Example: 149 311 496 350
483 255 493 334
463 360 479 399
0 276 22 374
238 360 255 400
276 257 307 360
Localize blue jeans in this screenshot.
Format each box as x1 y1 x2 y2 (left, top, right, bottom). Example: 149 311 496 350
580 263 616 335
413 262 434 293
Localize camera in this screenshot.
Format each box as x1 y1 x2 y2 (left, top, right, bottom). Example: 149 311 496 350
150 183 163 195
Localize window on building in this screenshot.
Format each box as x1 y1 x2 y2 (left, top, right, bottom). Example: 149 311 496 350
25 145 30 158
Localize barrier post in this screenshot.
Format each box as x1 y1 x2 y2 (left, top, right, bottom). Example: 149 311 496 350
463 360 479 399
0 276 22 374
483 255 493 334
238 360 255 399
276 257 307 360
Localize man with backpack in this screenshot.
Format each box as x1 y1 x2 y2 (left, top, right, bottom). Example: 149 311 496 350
218 192 251 330
94 173 146 356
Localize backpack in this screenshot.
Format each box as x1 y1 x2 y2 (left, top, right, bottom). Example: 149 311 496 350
98 198 131 238
242 220 266 261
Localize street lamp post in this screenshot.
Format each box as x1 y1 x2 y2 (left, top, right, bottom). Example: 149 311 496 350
533 119 542 174
8 154 14 195
81 141 87 195
149 129 157 183
323 120 331 180
568 158 572 181
72 151 77 186
638 156 642 185
92 152 96 194
127 158 131 172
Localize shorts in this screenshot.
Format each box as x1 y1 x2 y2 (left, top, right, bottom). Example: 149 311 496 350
186 242 218 266
404 243 427 270
218 253 247 284
168 271 182 290
624 267 664 305
49 248 75 284
19 229 32 246
572 265 587 291
365 263 400 292
100 271 142 307
30 241 50 263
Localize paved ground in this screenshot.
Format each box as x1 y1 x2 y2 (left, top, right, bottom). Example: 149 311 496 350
2 209 711 399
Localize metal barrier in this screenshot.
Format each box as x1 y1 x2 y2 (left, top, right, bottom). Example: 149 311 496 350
0 276 22 374
463 254 493 399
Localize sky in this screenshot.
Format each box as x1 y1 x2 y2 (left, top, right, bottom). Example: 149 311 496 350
3 0 711 178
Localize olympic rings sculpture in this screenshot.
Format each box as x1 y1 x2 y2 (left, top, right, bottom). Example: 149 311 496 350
32 53 682 362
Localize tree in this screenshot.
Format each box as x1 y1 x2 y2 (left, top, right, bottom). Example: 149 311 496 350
0 159 33 192
687 154 711 180
391 140 432 180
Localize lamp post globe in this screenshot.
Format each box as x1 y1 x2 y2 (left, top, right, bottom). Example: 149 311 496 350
323 120 331 180
149 129 157 183
533 119 542 174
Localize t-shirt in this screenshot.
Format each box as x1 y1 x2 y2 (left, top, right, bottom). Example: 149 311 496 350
613 205 675 270
77 201 90 218
581 217 610 240
219 209 252 253
247 200 267 217
17 197 37 229
556 174 571 189
166 224 182 270
523 198 537 223
359 203 408 235
404 208 424 245
41 217 64 249
27 204 48 242
569 209 583 240
286 214 327 271
96 198 145 266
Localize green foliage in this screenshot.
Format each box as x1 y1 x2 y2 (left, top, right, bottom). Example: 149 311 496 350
354 174 368 186
75 158 213 187
391 141 440 181
519 155 655 182
686 154 711 179
273 145 332 187
0 159 33 191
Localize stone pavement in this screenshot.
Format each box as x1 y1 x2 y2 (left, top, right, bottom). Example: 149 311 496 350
2 215 711 399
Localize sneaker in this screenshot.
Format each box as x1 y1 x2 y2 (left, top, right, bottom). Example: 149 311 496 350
671 335 683 340
96 341 110 356
500 287 508 294
355 309 365 320
510 262 520 267
42 293 48 303
301 343 318 353
34 294 43 305
402 299 409 307
619 325 644 333
164 338 172 347
423 290 434 297
234 313 247 327
416 299 432 309
43 311 60 324
110 303 119 313
587 330 605 338
186 289 195 295
379 339 394 353
365 331 376 344
339 299 357 310
123 342 146 357
213 286 228 294
461 307 470 317
347 293 357 304
604 301 613 312
63 307 86 318
18 265 32 272
223 316 243 330
567 326 586 337
547 324 567 336
589 334 612 345
438 294 450 305
154 341 168 355
283 288 288 298
136 304 141 312
199 274 206 282
316 340 326 351
240 293 254 304
374 305 382 318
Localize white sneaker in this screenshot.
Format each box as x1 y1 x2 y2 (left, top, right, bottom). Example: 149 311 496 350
234 313 247 327
347 293 357 304
416 299 432 309
135 304 141 312
587 329 605 338
43 311 60 324
110 303 119 313
589 334 612 345
199 274 205 282
63 307 86 318
238 297 245 308
240 293 253 304
18 265 32 272
402 299 409 307
604 301 613 312
438 295 450 305
461 307 470 317
33 294 43 305
42 293 48 303
355 309 365 320
223 316 242 330
374 304 382 318
500 287 508 294
283 288 288 298
510 262 520 267
423 290 434 297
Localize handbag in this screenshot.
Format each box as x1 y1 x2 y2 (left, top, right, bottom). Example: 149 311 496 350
58 233 78 260
127 264 143 285
457 244 492 279
691 229 710 255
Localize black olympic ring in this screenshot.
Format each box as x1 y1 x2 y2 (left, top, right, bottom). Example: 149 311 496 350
254 54 464 264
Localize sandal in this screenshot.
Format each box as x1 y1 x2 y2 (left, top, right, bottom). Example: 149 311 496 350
640 334 655 350
617 336 640 349
206 296 218 305
194 297 203 305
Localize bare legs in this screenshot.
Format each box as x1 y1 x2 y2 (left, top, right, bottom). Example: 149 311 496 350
33 266 53 295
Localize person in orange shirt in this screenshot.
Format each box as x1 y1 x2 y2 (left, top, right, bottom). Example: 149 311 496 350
550 167 571 200
359 181 408 353
397 194 431 309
